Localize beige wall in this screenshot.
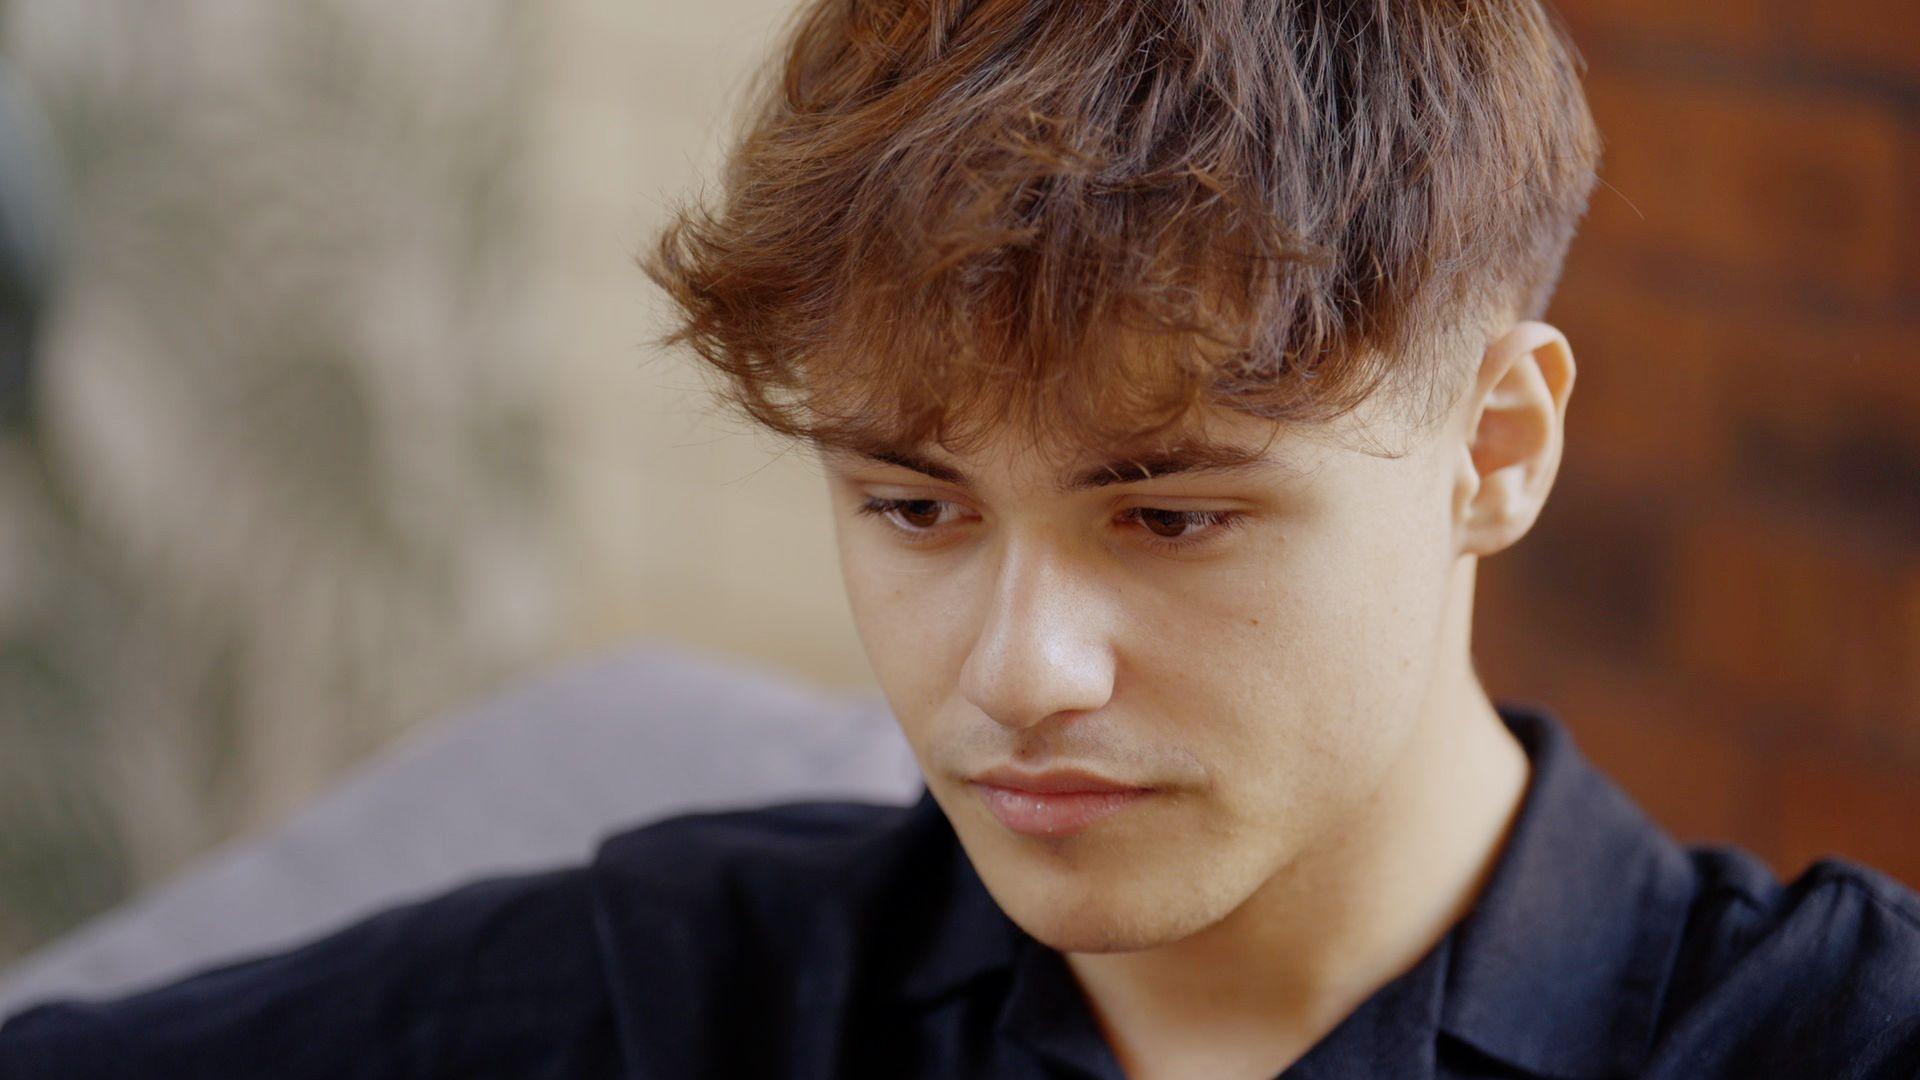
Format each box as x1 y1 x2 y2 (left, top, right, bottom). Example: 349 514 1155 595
531 0 879 691
0 0 882 964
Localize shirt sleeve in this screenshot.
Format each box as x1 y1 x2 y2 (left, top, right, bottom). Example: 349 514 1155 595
0 865 619 1080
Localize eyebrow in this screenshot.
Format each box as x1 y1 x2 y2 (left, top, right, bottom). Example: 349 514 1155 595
840 442 1281 494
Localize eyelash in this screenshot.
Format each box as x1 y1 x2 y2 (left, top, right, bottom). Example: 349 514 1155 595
854 497 1247 554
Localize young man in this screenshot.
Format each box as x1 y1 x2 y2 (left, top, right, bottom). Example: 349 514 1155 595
5 1 1918 1077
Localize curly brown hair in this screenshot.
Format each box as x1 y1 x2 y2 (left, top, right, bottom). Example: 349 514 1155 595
641 0 1600 462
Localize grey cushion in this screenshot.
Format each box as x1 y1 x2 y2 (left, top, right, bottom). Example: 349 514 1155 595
0 640 923 1017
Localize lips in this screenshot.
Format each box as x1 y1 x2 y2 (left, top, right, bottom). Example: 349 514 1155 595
967 767 1153 837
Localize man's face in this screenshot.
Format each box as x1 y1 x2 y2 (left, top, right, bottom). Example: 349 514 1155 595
822 396 1470 953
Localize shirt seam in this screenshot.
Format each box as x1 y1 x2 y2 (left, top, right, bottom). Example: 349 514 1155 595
1806 865 1920 935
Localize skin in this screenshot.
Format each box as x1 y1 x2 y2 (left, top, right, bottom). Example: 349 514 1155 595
819 320 1577 1078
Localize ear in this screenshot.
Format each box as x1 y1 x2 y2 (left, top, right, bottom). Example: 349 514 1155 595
1452 320 1576 558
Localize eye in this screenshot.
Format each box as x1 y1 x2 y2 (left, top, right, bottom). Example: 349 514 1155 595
855 496 967 543
1118 507 1247 552
856 497 1245 553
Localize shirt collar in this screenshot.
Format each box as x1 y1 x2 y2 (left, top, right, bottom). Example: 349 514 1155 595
1438 702 1697 1078
898 702 1698 1079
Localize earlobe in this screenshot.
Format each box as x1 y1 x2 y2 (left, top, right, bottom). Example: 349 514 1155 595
1454 320 1576 558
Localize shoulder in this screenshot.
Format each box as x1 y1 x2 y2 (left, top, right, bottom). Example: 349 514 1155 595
0 796 948 1079
0 863 618 1079
587 793 964 1075
593 795 929 892
588 793 946 961
1649 847 1920 1078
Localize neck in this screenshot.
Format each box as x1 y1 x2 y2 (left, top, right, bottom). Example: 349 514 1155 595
1064 557 1529 1075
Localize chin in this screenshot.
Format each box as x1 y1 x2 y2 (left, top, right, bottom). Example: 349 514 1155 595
975 856 1227 954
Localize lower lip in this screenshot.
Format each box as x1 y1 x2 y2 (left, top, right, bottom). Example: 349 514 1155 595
970 783 1152 837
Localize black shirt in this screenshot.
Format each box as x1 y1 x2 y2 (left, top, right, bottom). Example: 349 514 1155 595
4 702 1919 1078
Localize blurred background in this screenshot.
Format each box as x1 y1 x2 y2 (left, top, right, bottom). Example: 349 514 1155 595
1476 0 1920 892
0 0 1913 969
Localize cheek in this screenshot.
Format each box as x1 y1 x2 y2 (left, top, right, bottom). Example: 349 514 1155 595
1140 507 1451 829
833 530 973 733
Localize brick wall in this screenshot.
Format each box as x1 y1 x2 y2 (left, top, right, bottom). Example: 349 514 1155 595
1475 3 1920 886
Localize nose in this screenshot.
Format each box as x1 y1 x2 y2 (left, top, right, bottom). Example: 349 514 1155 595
955 537 1116 732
